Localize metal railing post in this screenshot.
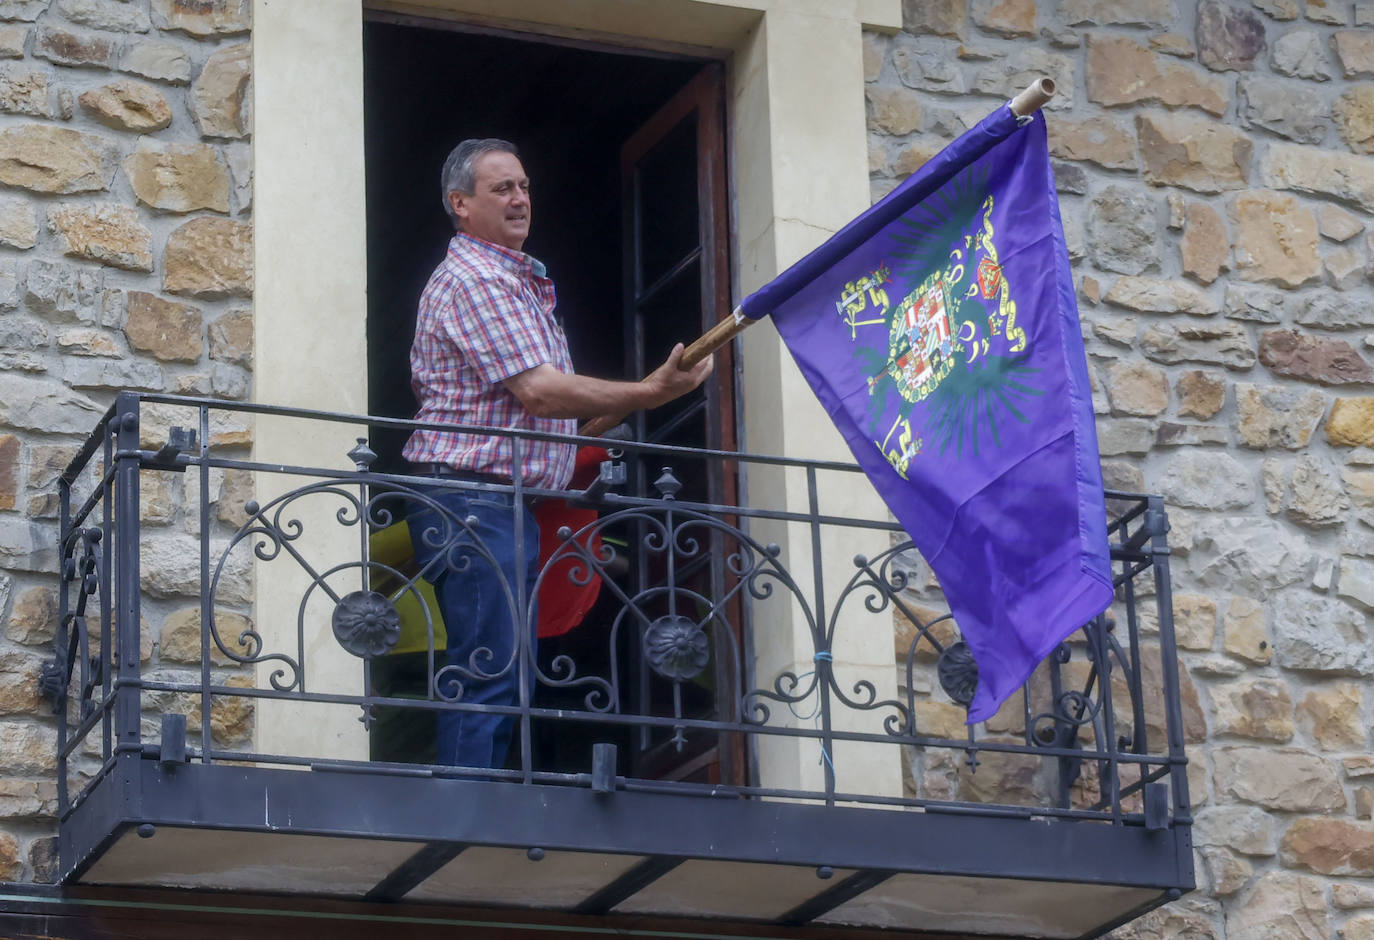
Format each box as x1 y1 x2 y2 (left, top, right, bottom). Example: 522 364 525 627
112 392 143 797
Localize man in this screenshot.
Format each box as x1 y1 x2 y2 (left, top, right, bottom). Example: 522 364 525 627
403 138 712 769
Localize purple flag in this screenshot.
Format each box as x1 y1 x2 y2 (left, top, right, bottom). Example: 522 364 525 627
740 106 1112 723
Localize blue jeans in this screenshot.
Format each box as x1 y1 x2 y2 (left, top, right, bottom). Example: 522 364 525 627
407 486 539 769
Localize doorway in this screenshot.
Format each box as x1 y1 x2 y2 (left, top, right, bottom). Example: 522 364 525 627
361 16 740 783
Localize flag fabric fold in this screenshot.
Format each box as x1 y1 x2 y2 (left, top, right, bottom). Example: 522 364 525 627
741 104 1112 723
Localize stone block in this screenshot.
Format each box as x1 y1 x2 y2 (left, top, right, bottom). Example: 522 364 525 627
1195 803 1279 855
1320 203 1365 242
0 1 46 21
1335 883 1374 908
1138 110 1250 193
0 24 25 58
971 0 1036 36
55 328 121 356
124 140 230 214
1211 677 1294 741
1335 29 1374 78
1112 898 1221 938
34 24 114 69
1262 142 1374 213
956 742 1043 804
65 357 163 392
1150 33 1195 57
891 34 965 95
1260 329 1373 384
0 433 14 510
191 43 250 138
0 63 48 117
1284 453 1352 527
0 779 56 819
1300 294 1374 330
1088 185 1158 274
1172 593 1216 649
1229 190 1320 287
1226 871 1328 939
139 401 251 449
208 308 251 366
224 141 250 212
1106 360 1168 416
151 0 249 37
159 607 253 666
1340 555 1374 610
899 0 965 37
1047 115 1137 169
862 32 885 82
1237 74 1329 145
1274 590 1374 675
1158 451 1255 509
893 602 957 663
1191 518 1316 594
78 80 172 132
1140 321 1255 369
0 124 116 194
140 532 249 604
1281 817 1374 875
1337 85 1374 154
0 721 55 773
1180 202 1229 284
0 373 100 433
139 469 177 525
865 86 920 136
119 40 191 84
1298 680 1366 750
1329 398 1374 445
1196 0 1267 71
1060 0 1172 27
1095 416 1153 455
1361 788 1374 820
971 46 1076 109
1201 846 1250 897
1234 383 1326 449
57 0 150 31
0 649 39 715
4 586 53 647
1104 276 1219 314
1223 283 1286 323
123 290 202 362
49 203 153 272
163 217 251 298
1271 29 1335 80
1088 35 1229 115
1213 745 1345 811
1175 370 1226 419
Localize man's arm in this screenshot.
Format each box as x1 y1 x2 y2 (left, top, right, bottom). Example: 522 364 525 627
503 342 713 421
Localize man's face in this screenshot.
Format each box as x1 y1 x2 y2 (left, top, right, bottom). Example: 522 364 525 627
450 151 531 251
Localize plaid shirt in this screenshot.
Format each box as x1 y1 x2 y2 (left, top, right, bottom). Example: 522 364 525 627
403 232 577 490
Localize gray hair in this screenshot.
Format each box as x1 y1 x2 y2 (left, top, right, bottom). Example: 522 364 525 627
440 138 520 228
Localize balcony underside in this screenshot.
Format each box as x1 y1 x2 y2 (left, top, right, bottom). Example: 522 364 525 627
60 759 1189 939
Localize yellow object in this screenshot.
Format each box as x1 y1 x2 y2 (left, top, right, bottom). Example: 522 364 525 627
368 520 448 656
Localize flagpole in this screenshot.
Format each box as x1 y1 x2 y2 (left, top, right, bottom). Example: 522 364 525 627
578 78 1057 438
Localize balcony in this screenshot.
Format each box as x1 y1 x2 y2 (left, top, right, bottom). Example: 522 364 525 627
42 392 1193 939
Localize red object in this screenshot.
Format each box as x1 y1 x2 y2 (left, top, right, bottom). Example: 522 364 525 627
534 446 609 638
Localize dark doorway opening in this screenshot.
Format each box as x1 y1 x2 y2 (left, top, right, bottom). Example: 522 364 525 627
362 17 739 785
363 19 706 467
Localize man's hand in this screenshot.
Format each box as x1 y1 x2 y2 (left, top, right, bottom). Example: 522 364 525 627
645 342 714 409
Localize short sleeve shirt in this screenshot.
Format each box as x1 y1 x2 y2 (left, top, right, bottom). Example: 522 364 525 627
402 232 577 490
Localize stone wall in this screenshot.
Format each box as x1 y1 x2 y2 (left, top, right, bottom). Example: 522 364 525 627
867 0 1374 936
0 0 252 884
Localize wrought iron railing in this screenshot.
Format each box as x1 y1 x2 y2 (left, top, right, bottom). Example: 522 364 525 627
51 392 1189 833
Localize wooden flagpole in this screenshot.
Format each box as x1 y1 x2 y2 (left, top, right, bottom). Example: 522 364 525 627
579 77 1057 438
